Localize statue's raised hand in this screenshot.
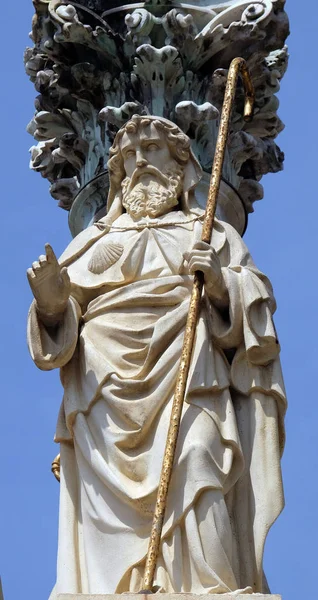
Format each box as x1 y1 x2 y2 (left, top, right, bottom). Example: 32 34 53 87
27 244 71 326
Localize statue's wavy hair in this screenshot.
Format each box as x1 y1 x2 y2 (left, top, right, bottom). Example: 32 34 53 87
107 115 191 206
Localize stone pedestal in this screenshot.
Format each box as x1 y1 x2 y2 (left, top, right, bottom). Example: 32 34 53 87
58 594 281 600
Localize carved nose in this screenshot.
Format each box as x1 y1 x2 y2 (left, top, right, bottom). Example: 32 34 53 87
136 157 147 168
136 150 147 168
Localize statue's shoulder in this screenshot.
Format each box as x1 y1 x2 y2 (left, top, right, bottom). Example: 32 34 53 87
210 218 251 261
59 224 107 267
214 218 246 246
209 218 228 254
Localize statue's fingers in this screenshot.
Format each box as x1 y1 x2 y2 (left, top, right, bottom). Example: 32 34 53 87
188 250 210 264
39 254 47 266
27 268 36 282
193 241 211 251
32 261 41 271
45 243 58 265
187 251 199 263
60 267 70 285
188 259 207 275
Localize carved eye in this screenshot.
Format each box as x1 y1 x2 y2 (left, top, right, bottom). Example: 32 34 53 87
146 143 159 152
125 149 135 158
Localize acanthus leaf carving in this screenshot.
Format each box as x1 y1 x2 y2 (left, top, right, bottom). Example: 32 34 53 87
238 179 264 214
163 9 198 64
26 0 289 223
50 176 81 209
125 9 158 49
99 102 144 130
176 100 218 127
35 1 125 68
132 44 184 117
27 109 79 141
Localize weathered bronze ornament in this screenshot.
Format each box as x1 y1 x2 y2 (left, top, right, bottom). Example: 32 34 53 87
26 0 288 232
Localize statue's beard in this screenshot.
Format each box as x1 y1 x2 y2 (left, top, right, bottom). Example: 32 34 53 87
121 163 184 219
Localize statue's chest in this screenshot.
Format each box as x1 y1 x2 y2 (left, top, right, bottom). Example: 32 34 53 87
69 221 201 293
118 225 197 279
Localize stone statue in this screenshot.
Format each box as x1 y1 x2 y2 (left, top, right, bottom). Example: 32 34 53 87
27 116 286 598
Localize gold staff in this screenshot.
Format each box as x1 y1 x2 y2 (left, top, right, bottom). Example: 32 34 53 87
142 57 255 593
52 453 61 482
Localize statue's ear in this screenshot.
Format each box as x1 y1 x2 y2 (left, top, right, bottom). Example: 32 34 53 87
183 150 202 193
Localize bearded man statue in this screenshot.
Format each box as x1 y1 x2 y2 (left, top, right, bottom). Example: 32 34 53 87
27 116 286 598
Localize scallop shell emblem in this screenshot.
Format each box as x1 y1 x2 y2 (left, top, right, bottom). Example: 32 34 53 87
88 241 124 274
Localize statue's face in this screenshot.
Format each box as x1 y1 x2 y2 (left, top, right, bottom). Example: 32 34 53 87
120 122 172 179
118 122 184 220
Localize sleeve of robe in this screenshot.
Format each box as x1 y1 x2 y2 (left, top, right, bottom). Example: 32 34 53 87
209 221 287 593
27 296 81 371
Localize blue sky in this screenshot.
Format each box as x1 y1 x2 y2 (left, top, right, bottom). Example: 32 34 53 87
0 2 317 599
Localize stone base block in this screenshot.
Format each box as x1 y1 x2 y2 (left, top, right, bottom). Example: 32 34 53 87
58 594 281 600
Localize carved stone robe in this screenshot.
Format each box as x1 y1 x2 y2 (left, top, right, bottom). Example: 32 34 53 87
28 210 286 597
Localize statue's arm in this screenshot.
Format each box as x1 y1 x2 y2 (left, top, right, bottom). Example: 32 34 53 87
206 224 279 364
27 244 81 370
187 233 280 365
